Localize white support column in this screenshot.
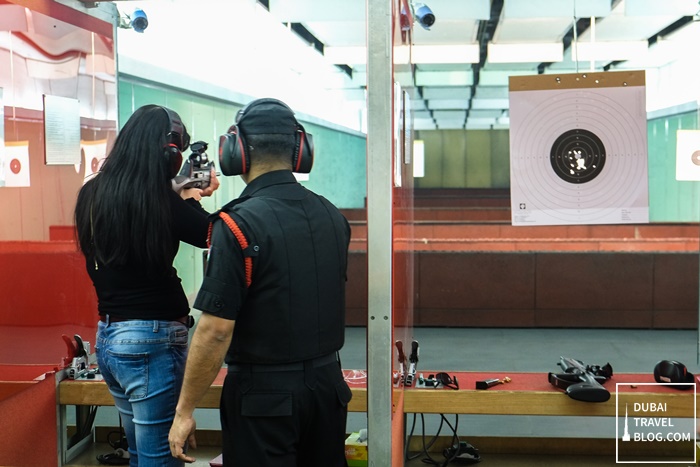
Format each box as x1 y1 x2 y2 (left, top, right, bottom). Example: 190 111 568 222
366 0 395 465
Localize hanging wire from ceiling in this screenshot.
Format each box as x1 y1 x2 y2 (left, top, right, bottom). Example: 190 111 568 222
572 0 579 73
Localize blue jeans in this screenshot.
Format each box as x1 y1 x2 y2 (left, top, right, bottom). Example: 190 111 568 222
96 319 189 467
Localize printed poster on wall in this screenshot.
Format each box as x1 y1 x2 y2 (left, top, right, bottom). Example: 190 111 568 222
43 94 81 166
508 70 649 226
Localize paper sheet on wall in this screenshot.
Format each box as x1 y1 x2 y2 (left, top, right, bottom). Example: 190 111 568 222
43 94 81 166
508 71 649 226
393 81 403 188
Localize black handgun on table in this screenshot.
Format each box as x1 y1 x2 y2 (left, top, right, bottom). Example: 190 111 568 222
548 356 613 402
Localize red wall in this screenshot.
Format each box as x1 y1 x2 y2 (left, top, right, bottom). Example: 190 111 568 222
0 369 58 467
0 241 97 365
346 250 698 329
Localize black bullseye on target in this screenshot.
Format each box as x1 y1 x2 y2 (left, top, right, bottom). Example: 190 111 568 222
550 129 606 184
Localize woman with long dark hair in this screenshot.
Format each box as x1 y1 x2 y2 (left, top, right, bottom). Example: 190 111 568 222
74 104 219 466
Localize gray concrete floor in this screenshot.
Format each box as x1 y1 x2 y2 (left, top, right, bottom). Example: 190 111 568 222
339 326 700 374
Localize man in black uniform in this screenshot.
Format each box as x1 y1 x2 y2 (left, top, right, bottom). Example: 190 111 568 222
169 98 352 467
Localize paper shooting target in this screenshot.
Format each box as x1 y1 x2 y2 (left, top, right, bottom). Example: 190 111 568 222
675 130 700 181
508 71 649 226
2 141 31 187
80 140 107 184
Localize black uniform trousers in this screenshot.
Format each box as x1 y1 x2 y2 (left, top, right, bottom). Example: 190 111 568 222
220 354 352 467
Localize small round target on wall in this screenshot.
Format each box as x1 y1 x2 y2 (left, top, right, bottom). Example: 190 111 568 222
9 158 21 175
676 130 700 181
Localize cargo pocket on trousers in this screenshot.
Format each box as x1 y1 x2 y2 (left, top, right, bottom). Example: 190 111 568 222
335 381 353 407
241 393 293 417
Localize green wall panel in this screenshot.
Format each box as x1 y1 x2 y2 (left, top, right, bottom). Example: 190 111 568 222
442 131 467 188
415 129 510 189
648 111 700 222
117 80 133 128
133 85 167 108
417 131 446 188
491 130 510 189
465 130 492 188
303 122 367 209
189 100 216 144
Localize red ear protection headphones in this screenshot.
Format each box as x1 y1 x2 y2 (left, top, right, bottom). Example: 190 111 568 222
158 106 190 177
218 124 247 177
653 360 695 389
218 98 314 176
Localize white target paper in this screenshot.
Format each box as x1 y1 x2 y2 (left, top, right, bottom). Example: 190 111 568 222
675 130 700 181
2 141 31 187
80 139 107 184
509 71 649 226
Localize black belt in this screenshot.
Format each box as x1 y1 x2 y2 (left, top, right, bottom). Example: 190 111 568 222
227 352 339 373
100 314 194 328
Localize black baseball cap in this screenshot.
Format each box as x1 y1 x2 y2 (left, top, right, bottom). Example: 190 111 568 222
236 98 299 135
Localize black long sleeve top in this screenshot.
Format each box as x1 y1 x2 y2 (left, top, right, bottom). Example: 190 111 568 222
87 190 210 320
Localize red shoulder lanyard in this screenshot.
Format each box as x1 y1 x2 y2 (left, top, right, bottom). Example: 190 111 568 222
208 212 253 287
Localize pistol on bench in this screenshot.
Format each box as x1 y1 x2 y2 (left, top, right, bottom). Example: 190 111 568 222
548 356 613 403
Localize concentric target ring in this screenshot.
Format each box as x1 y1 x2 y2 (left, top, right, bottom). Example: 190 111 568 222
10 159 21 175
691 150 700 167
550 129 606 184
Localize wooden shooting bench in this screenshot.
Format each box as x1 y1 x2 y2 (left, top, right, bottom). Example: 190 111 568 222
58 370 699 465
403 371 697 417
58 369 370 411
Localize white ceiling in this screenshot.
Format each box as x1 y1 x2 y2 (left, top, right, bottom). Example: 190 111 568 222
263 0 700 130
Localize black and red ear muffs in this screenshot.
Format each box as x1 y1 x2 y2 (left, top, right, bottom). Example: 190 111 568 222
653 360 695 390
293 124 314 174
158 106 189 177
219 125 247 176
164 143 183 178
218 99 314 176
218 124 314 176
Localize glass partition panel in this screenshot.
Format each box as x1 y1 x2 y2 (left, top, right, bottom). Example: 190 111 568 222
0 1 116 365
